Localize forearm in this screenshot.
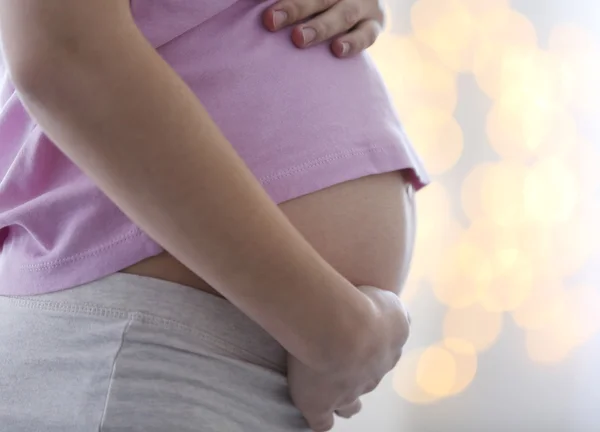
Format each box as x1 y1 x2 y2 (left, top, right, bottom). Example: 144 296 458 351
2 4 375 371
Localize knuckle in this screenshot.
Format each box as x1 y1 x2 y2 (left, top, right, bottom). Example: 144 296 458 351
284 2 301 21
285 0 338 21
297 0 315 16
320 0 339 9
309 22 327 40
343 4 362 26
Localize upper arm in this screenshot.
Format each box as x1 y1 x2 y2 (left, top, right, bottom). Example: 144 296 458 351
0 0 134 83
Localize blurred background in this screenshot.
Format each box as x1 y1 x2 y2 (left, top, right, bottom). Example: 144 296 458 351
335 0 600 431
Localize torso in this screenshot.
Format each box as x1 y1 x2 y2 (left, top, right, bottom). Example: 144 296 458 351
121 171 415 296
0 1 427 297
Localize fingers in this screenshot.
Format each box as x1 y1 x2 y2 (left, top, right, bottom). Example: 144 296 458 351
335 399 362 419
330 19 382 57
262 0 386 57
289 0 364 49
262 0 341 32
357 286 411 368
307 412 335 432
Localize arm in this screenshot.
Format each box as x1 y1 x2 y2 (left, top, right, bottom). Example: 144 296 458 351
0 0 381 371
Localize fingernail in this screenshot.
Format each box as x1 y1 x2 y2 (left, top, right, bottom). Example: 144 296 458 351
272 10 287 29
340 42 350 56
301 27 317 45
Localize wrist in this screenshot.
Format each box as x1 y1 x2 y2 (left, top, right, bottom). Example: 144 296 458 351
314 291 380 374
323 287 409 376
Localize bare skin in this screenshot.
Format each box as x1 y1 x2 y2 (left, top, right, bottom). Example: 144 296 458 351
122 170 415 431
0 1 413 429
122 171 415 301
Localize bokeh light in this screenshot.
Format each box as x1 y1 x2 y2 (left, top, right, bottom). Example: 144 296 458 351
525 323 577 364
548 24 600 113
486 101 576 161
432 235 491 308
402 108 463 175
383 0 394 34
393 347 442 404
563 285 600 347
461 162 492 222
512 279 567 331
525 284 600 364
412 48 458 114
443 338 478 396
546 202 600 276
478 249 534 312
416 345 457 396
523 156 579 226
463 161 529 226
369 33 423 100
409 182 461 283
385 0 600 416
496 48 566 112
443 303 503 352
369 33 458 118
472 9 538 99
403 182 463 306
411 0 476 73
400 272 424 305
564 137 600 196
394 338 478 403
410 0 511 73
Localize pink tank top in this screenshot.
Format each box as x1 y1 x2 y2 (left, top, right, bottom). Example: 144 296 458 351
0 0 429 295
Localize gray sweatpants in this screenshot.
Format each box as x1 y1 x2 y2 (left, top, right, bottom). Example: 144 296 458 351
0 273 310 431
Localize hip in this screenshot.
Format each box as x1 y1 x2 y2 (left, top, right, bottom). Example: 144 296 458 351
0 273 308 431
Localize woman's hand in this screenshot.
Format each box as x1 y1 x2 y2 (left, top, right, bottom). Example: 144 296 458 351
288 353 369 431
287 286 410 431
262 0 386 58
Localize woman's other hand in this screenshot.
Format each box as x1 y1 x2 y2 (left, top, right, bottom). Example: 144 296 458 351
262 0 386 58
287 285 410 431
287 353 365 431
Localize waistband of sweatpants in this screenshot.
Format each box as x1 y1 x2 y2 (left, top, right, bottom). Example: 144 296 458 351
4 273 287 371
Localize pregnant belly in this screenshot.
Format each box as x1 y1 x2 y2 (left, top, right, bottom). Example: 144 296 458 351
121 171 416 296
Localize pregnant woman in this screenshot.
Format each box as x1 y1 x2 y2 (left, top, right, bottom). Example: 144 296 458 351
0 0 428 431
